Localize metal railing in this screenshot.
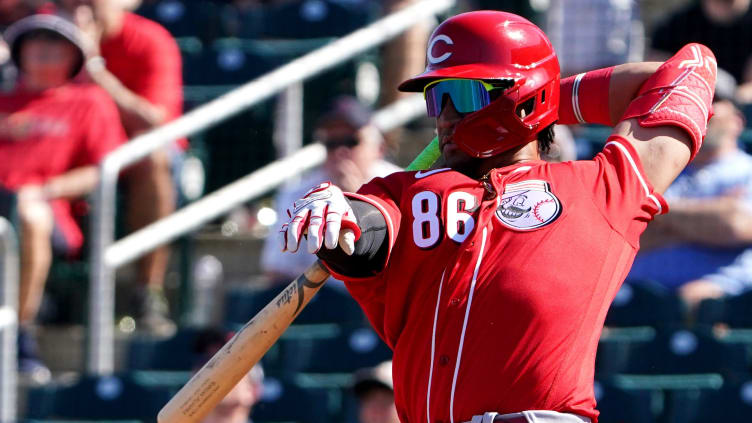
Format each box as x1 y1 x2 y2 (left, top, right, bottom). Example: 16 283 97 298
0 218 18 422
105 93 424 269
88 0 453 375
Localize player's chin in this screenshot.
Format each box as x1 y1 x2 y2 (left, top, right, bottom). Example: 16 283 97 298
442 147 478 176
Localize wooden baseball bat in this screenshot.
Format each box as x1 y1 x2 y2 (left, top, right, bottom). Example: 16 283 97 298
158 260 331 423
158 137 440 423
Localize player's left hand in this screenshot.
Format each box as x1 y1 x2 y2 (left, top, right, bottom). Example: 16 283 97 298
279 182 361 255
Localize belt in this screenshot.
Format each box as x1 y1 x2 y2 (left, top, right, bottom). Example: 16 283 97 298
492 414 526 423
466 411 591 423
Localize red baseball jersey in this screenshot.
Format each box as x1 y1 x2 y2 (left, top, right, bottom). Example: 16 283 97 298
324 138 667 423
0 84 126 251
100 12 185 147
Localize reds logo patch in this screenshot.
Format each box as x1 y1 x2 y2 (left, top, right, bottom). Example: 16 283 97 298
495 180 561 230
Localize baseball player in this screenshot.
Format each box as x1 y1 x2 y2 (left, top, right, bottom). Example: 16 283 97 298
279 11 716 423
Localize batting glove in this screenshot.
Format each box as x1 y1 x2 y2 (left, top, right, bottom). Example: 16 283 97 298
279 182 362 255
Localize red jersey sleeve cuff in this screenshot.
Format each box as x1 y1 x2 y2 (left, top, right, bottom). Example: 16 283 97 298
604 136 669 216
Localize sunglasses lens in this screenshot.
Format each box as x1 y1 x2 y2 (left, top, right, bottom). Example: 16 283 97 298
425 79 492 117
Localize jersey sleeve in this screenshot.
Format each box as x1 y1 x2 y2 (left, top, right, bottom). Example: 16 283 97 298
138 28 183 121
75 87 127 167
572 136 668 248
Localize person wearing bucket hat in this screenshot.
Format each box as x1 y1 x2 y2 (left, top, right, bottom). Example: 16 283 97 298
3 13 87 79
278 10 718 423
631 68 752 315
0 13 125 382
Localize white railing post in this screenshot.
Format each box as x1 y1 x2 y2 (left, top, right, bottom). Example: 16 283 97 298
273 82 304 158
88 0 454 375
87 159 120 374
0 218 18 422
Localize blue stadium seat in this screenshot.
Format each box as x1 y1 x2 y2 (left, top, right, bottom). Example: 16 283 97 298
665 379 752 423
135 0 220 41
625 328 749 376
260 323 389 375
721 290 752 328
251 376 333 423
260 0 376 39
697 291 752 328
126 327 205 370
190 39 280 85
256 323 340 374
26 374 171 420
202 102 277 192
593 379 655 423
290 324 391 373
177 37 204 88
596 327 656 376
605 281 683 328
224 285 365 327
217 4 269 39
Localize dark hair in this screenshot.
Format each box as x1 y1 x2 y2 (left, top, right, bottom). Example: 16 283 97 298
12 28 84 78
537 124 555 155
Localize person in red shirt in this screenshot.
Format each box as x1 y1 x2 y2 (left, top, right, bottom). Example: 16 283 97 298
60 0 183 334
2 13 125 379
278 12 717 423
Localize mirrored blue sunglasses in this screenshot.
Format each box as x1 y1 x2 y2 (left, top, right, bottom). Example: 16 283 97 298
423 78 501 117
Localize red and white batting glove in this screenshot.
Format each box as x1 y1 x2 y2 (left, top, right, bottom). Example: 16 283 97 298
279 182 362 255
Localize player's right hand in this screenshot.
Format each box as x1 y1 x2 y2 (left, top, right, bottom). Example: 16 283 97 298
279 182 361 255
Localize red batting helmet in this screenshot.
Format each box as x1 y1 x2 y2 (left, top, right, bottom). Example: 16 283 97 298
400 11 560 158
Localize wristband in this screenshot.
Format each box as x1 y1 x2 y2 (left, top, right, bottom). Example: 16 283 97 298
559 67 614 126
85 56 106 74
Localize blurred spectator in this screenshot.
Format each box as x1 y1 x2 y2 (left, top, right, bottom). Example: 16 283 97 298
218 0 273 39
0 36 7 65
0 0 40 90
470 0 544 22
260 96 400 283
0 0 38 31
0 14 125 380
0 34 13 91
630 70 752 314
546 0 644 77
379 0 431 152
60 0 184 335
352 361 399 423
193 328 264 423
649 0 752 102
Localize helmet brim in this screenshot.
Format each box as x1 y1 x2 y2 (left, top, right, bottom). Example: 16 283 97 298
398 63 522 92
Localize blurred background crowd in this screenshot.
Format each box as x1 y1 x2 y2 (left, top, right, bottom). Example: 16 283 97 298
1 0 752 422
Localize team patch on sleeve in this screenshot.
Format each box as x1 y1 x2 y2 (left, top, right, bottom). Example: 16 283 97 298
495 180 561 230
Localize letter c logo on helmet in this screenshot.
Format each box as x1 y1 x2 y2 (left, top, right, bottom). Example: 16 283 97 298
427 34 454 64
